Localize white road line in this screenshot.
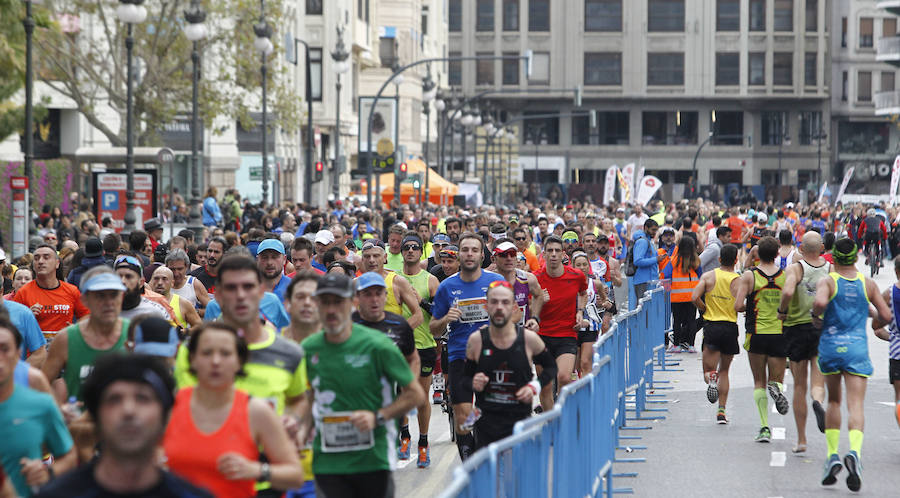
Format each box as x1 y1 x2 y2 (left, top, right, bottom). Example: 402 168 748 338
772 427 786 440
769 451 786 467
771 403 778 414
877 401 896 406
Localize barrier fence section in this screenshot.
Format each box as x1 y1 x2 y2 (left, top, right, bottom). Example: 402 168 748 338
440 281 671 498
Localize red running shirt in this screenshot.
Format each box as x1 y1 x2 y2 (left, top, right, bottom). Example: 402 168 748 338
163 387 259 498
12 280 90 338
535 265 588 339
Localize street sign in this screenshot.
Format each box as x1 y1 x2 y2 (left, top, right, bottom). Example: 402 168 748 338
249 165 274 180
157 147 175 165
93 169 158 233
10 177 28 258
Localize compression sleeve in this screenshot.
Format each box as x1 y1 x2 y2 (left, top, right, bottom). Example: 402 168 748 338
534 349 558 387
463 358 478 390
419 297 433 315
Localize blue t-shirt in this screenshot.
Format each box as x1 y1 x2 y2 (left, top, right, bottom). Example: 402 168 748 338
431 270 505 362
204 291 290 329
311 260 327 273
3 300 46 360
272 274 292 301
0 386 73 497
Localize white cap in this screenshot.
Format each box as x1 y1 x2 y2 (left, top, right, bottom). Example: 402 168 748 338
786 202 794 208
0 248 5 262
314 229 335 245
757 213 768 222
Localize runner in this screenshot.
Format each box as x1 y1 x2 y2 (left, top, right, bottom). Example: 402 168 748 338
491 240 544 332
858 208 888 269
281 271 322 344
812 237 891 491
257 239 293 300
13 244 89 341
114 254 172 321
149 266 202 330
430 234 505 460
430 245 460 282
588 234 621 334
356 239 423 330
296 272 425 498
691 244 739 424
165 248 210 314
464 281 557 449
875 256 900 428
733 236 790 443
190 236 227 294
777 231 830 453
0 272 46 366
535 235 588 411
570 251 610 376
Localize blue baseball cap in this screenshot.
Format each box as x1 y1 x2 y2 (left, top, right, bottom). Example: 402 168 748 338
356 272 386 291
132 317 179 358
80 272 127 293
257 239 285 255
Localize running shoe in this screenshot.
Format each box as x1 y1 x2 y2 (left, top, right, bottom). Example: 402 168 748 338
685 344 697 354
398 437 411 460
768 381 789 415
432 390 443 405
716 408 728 425
755 426 771 443
844 451 861 491
812 400 826 433
666 344 680 354
821 454 842 486
417 445 431 468
706 371 719 404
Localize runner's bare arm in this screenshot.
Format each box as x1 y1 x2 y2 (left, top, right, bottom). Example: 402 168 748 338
866 277 892 323
395 276 424 329
527 273 546 319
778 263 800 319
40 330 69 404
429 303 460 337
608 258 623 287
180 296 203 328
294 390 315 449
872 287 894 331
25 345 46 368
244 397 303 489
193 278 211 307
812 276 835 317
733 271 753 313
691 272 712 313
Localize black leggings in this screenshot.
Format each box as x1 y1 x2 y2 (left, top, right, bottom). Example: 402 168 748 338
315 471 394 498
671 302 697 346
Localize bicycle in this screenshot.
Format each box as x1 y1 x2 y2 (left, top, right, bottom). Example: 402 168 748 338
868 240 881 278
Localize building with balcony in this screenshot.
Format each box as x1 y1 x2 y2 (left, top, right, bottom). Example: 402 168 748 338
449 0 830 204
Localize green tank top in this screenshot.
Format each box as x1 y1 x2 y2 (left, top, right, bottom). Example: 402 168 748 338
402 270 436 349
64 319 130 400
745 268 785 335
784 259 830 326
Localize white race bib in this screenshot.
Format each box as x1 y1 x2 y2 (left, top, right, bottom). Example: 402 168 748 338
457 297 489 323
320 412 375 453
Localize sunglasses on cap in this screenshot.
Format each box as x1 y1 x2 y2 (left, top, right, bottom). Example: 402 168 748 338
403 244 422 252
115 255 143 268
440 250 458 258
563 238 579 244
489 280 513 290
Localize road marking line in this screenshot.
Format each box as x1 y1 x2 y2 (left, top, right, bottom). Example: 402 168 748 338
772 427 786 440
771 403 778 414
877 401 896 406
769 451 786 467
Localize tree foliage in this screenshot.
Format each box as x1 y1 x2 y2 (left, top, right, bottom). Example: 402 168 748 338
0 0 52 141
34 0 301 148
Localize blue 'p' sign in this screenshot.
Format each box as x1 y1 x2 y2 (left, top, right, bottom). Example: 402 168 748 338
102 191 119 210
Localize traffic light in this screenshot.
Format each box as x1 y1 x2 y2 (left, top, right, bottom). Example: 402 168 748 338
397 161 408 182
314 161 324 182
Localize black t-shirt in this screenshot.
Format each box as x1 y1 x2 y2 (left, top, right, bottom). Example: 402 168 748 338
430 265 456 282
35 462 213 498
351 310 416 357
189 265 217 293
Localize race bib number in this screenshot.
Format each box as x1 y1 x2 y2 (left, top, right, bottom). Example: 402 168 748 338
457 297 489 323
320 412 375 453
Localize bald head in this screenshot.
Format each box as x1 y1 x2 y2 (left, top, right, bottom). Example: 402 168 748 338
150 265 174 295
800 231 823 256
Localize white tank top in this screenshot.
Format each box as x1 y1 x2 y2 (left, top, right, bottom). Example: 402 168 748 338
172 275 198 307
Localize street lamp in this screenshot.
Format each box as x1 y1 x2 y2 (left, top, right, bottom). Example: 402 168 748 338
253 0 273 205
22 1 36 234
331 25 350 201
183 0 207 235
117 0 147 234
422 67 436 205
287 38 314 206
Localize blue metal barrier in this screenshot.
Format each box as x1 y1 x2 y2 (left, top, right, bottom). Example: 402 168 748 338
440 282 671 498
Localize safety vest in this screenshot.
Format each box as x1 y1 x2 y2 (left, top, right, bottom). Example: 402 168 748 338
670 262 700 303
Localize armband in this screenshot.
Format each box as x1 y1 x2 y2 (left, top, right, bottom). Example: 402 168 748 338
527 379 541 395
419 298 433 315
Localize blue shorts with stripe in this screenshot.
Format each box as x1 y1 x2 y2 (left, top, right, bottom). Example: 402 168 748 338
817 340 873 377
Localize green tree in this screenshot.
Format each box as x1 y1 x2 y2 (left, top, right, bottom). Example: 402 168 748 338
0 0 52 142
34 0 300 147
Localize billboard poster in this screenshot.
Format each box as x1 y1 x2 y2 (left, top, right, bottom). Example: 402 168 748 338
93 169 158 232
358 96 398 153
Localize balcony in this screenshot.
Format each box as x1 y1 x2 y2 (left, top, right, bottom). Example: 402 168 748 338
874 90 900 115
878 1 900 16
877 36 900 66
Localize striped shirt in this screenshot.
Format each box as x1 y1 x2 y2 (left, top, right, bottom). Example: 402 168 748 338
889 285 900 360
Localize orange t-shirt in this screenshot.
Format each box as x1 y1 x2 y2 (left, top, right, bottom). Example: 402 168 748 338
12 280 90 338
523 247 540 272
726 217 746 244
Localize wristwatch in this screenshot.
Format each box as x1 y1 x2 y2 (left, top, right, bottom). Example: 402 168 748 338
375 411 386 426
257 462 271 483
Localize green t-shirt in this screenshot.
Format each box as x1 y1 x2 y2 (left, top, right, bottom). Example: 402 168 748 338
175 326 306 415
302 324 415 475
64 319 130 401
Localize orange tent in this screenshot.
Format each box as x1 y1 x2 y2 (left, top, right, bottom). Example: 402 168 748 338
373 158 459 205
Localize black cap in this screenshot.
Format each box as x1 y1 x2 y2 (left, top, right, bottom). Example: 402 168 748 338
313 272 355 298
84 238 103 258
144 217 162 231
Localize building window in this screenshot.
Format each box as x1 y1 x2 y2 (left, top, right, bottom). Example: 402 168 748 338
774 0 792 31
503 54 519 85
310 48 323 101
749 52 765 85
842 71 848 101
710 110 744 145
307 0 322 15
647 52 684 86
641 111 697 145
860 18 873 48
773 52 792 85
883 71 895 92
421 6 429 35
858 71 872 101
805 0 817 32
804 53 816 86
750 0 765 31
476 0 494 31
530 51 550 84
717 0 739 31
379 37 397 68
716 52 739 86
476 52 494 85
799 111 823 145
503 0 519 31
885 18 897 37
648 0 684 32
529 0 550 31
761 112 789 145
449 51 462 85
585 52 622 85
598 111 629 144
586 0 622 32
449 0 462 32
572 116 594 145
357 0 369 22
838 122 888 154
523 114 559 144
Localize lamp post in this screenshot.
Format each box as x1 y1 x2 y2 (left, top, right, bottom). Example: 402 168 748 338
23 1 35 223
253 0 273 205
433 93 446 202
287 38 314 205
117 0 147 234
183 0 207 234
331 26 350 201
422 68 436 206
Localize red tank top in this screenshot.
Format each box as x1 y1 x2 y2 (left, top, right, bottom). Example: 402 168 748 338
163 387 259 497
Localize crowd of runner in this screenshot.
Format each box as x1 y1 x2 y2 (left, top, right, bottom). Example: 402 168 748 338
1 193 899 496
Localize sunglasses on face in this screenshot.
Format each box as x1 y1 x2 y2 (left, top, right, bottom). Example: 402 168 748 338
495 250 517 259
563 238 578 244
403 244 422 252
515 237 527 241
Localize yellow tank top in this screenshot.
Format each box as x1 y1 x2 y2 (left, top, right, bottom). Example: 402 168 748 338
384 271 403 315
703 268 738 323
169 294 187 328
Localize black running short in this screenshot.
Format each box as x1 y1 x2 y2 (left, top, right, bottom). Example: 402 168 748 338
744 333 788 358
539 335 578 359
701 321 739 356
448 359 474 405
577 329 600 346
784 323 821 362
418 347 437 377
890 358 900 384
474 411 529 450
315 470 394 498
